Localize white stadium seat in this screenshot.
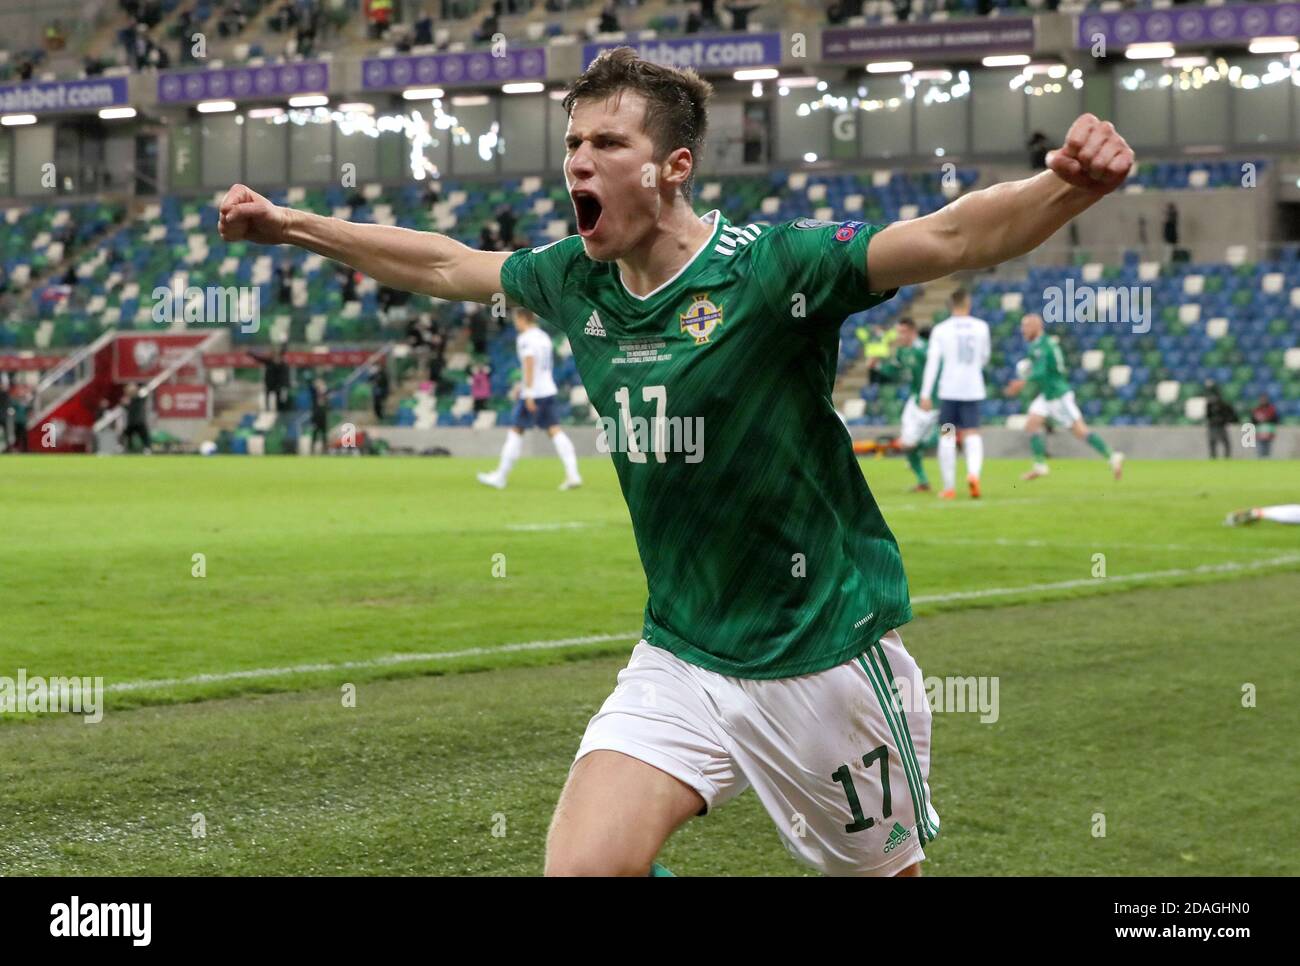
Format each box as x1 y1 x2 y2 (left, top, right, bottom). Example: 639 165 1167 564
1108 365 1131 388
1156 380 1180 404
1206 317 1229 340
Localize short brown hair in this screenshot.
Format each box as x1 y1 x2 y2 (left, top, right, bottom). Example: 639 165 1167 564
562 47 713 200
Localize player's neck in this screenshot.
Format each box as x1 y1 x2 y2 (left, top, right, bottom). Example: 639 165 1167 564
616 201 715 298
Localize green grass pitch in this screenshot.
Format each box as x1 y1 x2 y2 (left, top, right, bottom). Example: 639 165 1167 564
1 454 1296 875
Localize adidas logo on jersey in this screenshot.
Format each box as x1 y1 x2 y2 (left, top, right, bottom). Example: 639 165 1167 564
883 821 913 854
584 310 606 337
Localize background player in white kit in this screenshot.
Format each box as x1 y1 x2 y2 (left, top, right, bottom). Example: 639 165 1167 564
477 307 584 491
920 290 991 500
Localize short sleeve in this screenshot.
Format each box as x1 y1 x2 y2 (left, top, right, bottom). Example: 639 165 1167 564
758 218 897 328
499 235 584 323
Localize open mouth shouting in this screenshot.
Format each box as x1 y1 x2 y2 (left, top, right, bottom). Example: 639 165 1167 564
571 188 604 238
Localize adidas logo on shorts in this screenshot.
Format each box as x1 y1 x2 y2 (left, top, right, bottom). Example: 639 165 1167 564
584 310 606 337
883 821 913 854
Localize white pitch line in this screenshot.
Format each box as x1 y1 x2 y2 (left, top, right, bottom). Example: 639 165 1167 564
505 521 596 532
104 554 1300 695
911 554 1300 605
105 631 640 694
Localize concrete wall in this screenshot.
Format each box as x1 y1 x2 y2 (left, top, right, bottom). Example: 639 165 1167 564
977 164 1273 265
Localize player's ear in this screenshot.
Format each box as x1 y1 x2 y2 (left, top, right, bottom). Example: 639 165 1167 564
661 147 693 196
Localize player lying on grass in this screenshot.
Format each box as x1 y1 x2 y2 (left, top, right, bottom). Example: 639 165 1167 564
1226 505 1300 526
1003 312 1124 481
866 317 938 491
217 47 1134 877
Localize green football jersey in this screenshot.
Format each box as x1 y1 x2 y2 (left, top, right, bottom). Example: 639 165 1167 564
877 338 927 400
500 212 911 679
1026 333 1071 401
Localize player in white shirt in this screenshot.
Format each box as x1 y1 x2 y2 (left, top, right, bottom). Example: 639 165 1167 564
920 289 991 499
478 307 584 490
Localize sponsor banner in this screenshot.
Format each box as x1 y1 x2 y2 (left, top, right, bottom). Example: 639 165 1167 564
1077 3 1298 49
153 383 210 419
113 334 209 381
205 350 374 368
0 353 64 371
583 32 782 72
157 61 330 103
0 77 128 116
823 19 1035 60
361 47 546 90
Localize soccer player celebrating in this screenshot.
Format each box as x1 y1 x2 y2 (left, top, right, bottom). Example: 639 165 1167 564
216 47 1134 876
920 289 990 499
477 306 584 491
868 317 937 491
1004 312 1123 481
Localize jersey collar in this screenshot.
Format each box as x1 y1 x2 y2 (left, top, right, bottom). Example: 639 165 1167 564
616 210 723 302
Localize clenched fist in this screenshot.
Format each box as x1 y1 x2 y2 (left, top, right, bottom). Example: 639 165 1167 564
217 183 289 245
1047 114 1134 196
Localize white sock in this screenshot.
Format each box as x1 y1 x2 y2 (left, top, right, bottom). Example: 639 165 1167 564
552 431 580 480
496 431 523 478
938 433 957 491
1259 504 1300 525
964 433 984 480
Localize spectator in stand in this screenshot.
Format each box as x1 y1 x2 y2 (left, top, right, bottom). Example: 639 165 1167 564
9 386 29 452
17 59 33 81
422 173 442 207
597 2 620 34
275 257 293 305
309 377 330 454
0 374 10 451
473 1 501 44
1250 393 1278 458
428 332 447 392
1027 131 1049 170
338 266 358 303
685 3 703 33
724 2 759 30
216 1 245 38
468 305 489 356
496 204 517 252
479 224 499 252
1163 203 1179 263
366 0 394 40
121 382 152 454
1204 380 1237 460
370 361 390 422
249 345 292 412
470 364 491 413
45 21 67 52
414 13 433 46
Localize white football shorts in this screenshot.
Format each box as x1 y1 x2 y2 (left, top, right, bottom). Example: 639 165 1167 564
899 396 940 448
574 631 940 877
1027 390 1082 429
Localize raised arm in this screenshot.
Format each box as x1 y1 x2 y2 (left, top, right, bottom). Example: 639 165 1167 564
217 184 507 304
867 115 1133 291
